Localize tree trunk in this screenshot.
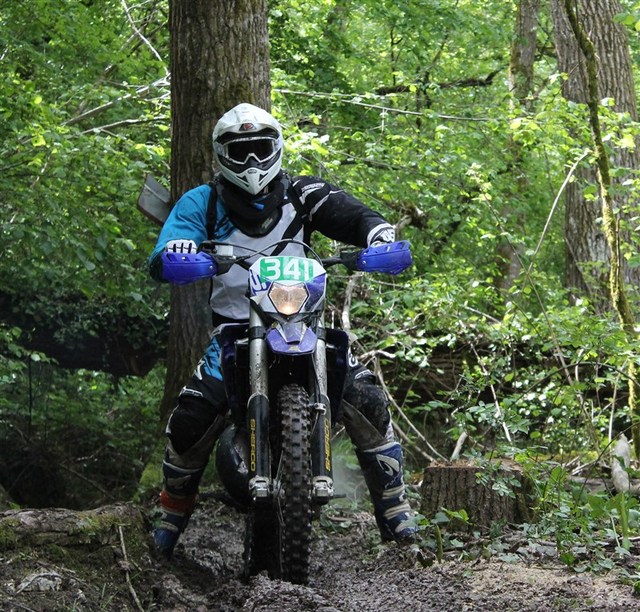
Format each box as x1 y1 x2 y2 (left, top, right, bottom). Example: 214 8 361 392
557 0 640 457
550 0 640 312
161 0 271 421
509 0 540 103
496 0 541 292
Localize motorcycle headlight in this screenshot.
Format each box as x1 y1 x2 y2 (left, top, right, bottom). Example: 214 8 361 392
268 282 309 316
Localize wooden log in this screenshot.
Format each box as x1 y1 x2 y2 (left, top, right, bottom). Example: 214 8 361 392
419 459 534 531
0 503 150 611
0 503 146 551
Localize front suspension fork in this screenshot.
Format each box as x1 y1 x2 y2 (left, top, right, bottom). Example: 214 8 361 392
310 327 334 503
247 311 335 505
247 309 270 502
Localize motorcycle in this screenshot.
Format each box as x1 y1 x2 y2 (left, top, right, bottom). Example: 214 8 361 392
161 238 412 584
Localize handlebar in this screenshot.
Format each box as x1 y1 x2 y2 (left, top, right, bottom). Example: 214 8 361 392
161 239 412 285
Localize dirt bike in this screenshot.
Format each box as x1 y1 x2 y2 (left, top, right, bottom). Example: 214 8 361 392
162 238 411 584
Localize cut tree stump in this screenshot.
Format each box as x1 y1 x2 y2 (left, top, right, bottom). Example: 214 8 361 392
420 459 534 531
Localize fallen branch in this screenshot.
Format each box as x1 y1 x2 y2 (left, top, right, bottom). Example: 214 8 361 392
118 525 144 612
450 431 468 461
373 359 446 463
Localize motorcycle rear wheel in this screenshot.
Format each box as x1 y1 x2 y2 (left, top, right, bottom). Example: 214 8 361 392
276 383 313 585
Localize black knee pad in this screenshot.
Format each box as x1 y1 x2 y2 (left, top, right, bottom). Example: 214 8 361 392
167 376 227 454
342 377 390 437
168 394 220 454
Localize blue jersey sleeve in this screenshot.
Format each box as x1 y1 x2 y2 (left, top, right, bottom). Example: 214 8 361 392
148 184 212 281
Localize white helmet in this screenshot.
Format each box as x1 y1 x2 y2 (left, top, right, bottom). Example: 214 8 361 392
212 103 284 195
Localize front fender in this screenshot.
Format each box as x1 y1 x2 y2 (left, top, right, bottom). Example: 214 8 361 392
266 322 317 355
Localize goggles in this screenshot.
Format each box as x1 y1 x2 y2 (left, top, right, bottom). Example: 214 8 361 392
220 135 280 165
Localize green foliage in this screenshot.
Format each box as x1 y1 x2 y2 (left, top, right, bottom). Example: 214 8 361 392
270 7 640 583
0 360 163 507
1 0 169 315
1 0 640 582
522 461 640 572
0 1 170 507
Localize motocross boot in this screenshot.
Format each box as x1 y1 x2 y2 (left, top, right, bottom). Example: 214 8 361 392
152 451 206 558
153 489 198 557
356 441 418 543
153 415 226 557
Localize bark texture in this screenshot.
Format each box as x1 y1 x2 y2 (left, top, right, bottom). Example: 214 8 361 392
161 0 271 420
420 460 534 531
550 0 640 309
509 0 541 102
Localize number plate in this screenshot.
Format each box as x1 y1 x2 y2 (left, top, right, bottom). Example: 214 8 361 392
256 256 325 282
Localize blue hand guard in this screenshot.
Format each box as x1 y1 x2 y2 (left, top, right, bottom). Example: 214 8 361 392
357 241 412 275
161 251 217 285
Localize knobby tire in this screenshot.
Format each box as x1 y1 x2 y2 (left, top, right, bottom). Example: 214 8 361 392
276 383 312 585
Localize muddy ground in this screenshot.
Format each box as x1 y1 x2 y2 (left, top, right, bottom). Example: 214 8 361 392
149 495 639 612
2 490 640 611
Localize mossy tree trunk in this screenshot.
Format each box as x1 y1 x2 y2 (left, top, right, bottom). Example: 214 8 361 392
551 0 640 310
558 0 639 456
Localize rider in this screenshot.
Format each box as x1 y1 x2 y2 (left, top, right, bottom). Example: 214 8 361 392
149 102 418 557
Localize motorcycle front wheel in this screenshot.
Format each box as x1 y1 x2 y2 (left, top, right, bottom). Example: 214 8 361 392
275 383 313 585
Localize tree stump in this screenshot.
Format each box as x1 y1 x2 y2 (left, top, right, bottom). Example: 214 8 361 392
420 459 534 532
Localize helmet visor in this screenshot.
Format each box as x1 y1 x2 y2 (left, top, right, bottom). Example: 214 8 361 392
222 136 279 165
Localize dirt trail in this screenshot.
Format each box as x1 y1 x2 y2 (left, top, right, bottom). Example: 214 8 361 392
150 497 638 611
2 493 638 610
